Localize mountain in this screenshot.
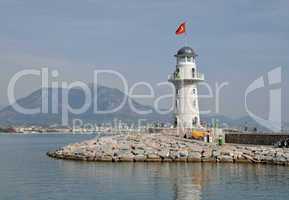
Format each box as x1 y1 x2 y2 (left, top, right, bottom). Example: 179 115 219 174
0 86 171 126
0 86 273 131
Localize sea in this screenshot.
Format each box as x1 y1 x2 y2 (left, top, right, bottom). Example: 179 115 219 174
0 133 288 200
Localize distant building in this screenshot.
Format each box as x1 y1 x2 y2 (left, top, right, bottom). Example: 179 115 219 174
169 46 204 128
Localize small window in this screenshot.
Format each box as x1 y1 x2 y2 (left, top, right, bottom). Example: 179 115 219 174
192 89 196 95
175 68 180 79
187 56 192 62
192 117 198 126
174 117 178 127
179 57 185 63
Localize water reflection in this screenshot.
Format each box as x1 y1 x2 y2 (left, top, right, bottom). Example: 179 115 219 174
59 161 220 200
169 164 217 200
57 160 289 200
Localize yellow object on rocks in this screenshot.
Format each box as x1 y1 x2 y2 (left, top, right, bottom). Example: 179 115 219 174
192 130 207 139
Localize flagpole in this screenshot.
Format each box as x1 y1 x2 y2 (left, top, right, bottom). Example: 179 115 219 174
185 29 188 46
185 21 188 46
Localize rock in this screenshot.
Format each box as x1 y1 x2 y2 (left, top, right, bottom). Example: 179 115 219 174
200 149 213 162
235 155 250 163
187 152 201 162
253 155 262 162
241 149 254 157
221 151 233 157
212 149 220 158
201 149 212 157
147 153 160 159
101 155 113 162
274 155 287 164
283 153 289 159
175 157 187 162
132 149 145 155
119 154 134 162
136 146 145 150
158 150 170 158
146 158 162 162
242 154 259 163
178 151 188 157
260 155 273 164
86 156 96 161
169 151 179 160
145 153 161 162
218 155 234 163
162 158 173 162
119 145 130 151
134 155 146 162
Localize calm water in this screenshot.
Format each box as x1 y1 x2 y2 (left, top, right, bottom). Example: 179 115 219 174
0 133 289 200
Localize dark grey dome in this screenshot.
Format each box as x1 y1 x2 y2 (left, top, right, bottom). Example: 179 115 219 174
176 46 197 57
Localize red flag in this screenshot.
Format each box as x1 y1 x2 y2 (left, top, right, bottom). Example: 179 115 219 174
176 22 186 35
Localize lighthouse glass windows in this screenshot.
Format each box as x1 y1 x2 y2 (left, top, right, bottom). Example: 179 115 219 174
177 56 194 64
177 56 186 64
187 56 193 63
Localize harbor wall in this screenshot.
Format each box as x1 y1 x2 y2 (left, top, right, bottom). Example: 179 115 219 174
225 133 289 145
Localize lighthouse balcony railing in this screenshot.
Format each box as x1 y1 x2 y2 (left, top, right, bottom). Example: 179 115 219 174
168 72 204 81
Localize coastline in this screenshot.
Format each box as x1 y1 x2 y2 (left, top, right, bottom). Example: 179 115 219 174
47 133 289 165
0 132 101 136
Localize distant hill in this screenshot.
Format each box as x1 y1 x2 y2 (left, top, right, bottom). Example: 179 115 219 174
0 86 171 126
201 114 269 131
0 86 270 131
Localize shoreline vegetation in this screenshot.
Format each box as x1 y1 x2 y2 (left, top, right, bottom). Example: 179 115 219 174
47 133 289 165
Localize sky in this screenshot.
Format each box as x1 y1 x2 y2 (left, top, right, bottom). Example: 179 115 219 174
0 0 288 123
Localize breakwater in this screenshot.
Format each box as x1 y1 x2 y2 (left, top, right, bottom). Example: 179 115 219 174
47 133 289 165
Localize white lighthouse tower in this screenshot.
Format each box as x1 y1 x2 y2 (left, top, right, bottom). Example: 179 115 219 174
169 46 204 129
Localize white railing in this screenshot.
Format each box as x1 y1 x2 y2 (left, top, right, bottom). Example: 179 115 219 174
168 72 204 81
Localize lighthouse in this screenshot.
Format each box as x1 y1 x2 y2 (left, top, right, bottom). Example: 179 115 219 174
169 46 204 129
